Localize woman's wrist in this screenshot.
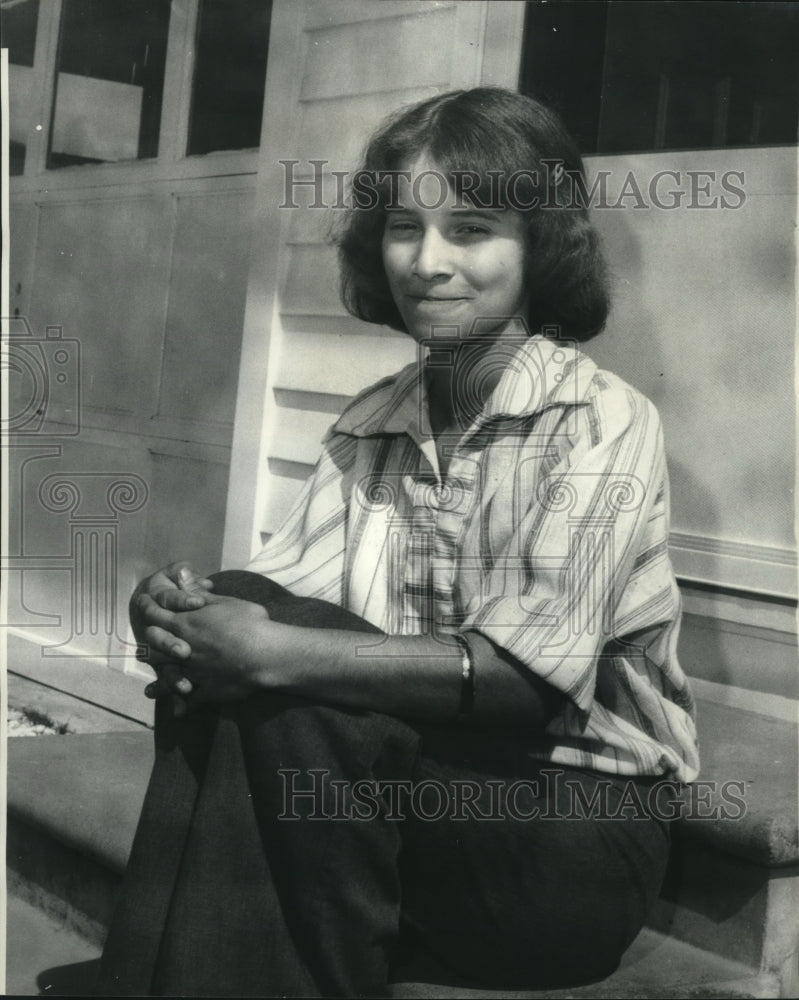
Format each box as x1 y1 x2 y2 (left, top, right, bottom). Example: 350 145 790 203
239 619 320 694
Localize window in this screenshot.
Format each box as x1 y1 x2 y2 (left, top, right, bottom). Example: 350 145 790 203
188 0 272 156
5 0 273 177
520 0 799 154
48 0 171 168
2 0 41 175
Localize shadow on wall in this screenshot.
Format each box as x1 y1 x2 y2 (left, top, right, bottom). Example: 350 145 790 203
585 147 795 554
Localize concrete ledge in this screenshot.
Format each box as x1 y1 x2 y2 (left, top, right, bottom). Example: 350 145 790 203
390 928 777 998
8 672 149 735
6 701 798 997
6 698 797 885
8 820 120 947
7 730 153 874
682 700 798 867
7 631 154 728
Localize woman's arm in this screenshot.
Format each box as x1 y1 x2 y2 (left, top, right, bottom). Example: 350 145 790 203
138 593 563 730
266 622 563 729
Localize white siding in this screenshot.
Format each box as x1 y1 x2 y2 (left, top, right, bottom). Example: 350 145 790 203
223 0 525 562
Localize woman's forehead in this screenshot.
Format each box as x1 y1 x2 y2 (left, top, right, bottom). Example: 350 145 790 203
391 151 511 214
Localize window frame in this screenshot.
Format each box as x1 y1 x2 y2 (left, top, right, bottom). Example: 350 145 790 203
519 0 799 157
9 0 268 193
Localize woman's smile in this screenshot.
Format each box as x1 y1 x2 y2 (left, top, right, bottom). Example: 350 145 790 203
381 152 529 343
406 293 471 305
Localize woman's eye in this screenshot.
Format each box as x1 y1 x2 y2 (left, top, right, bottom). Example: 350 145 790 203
386 221 419 238
455 224 490 238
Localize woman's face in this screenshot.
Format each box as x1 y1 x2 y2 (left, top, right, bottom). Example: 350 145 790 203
381 153 529 344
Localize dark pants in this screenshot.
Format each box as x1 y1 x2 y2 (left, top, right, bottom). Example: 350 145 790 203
97 572 671 998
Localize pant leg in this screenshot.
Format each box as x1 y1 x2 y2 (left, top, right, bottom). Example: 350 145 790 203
396 724 672 990
95 697 221 996
143 694 420 998
99 571 671 995
98 571 420 998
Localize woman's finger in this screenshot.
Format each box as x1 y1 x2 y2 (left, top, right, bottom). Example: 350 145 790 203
137 593 187 634
144 665 194 699
143 682 189 719
142 624 191 661
154 588 207 612
177 566 214 593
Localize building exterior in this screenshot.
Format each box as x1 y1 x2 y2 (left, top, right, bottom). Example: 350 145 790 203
5 0 797 729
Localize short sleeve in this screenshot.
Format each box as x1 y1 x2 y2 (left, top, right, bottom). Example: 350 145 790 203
463 385 675 714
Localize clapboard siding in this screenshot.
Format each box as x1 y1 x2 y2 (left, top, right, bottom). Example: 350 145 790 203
280 313 394 340
300 8 458 101
293 88 443 169
281 245 345 316
267 408 336 466
303 1 459 32
224 0 516 562
271 329 413 397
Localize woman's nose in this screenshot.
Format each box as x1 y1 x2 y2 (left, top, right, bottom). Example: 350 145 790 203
412 228 453 280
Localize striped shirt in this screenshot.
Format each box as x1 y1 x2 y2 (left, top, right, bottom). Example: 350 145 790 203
248 333 699 782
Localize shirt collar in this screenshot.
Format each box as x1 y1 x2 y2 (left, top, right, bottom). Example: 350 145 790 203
332 326 596 441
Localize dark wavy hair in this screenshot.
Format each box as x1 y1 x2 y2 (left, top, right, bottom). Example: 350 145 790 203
336 87 609 342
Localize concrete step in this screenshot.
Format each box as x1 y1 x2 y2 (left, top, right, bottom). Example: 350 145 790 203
2 891 780 999
3 901 775 1000
6 697 798 996
391 929 780 998
7 730 152 947
5 893 101 997
649 700 799 992
8 671 149 736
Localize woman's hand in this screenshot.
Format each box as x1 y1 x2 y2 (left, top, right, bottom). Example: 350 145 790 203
131 561 214 713
140 595 275 707
131 561 214 656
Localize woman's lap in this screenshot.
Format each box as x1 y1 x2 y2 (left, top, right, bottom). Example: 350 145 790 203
97 571 671 996
399 731 670 987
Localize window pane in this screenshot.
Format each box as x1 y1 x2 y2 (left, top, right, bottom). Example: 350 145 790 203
520 1 799 154
520 0 607 154
48 0 170 169
2 0 40 174
2 0 39 66
187 0 272 156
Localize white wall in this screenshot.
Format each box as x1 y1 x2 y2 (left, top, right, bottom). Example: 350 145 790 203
587 147 796 590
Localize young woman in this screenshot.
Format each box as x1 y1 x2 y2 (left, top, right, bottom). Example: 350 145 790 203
98 88 699 998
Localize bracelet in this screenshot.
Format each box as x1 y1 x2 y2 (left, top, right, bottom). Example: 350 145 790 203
454 633 474 720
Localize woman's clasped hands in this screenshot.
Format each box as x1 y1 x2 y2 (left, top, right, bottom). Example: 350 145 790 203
132 562 273 714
